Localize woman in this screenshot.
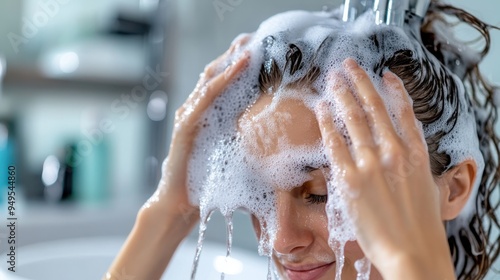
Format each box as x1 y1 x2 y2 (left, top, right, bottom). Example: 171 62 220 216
105 1 499 279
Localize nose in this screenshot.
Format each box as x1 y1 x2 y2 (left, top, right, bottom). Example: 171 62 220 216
273 190 315 255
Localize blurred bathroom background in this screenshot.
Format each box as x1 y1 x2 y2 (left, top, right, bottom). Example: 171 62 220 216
0 0 498 279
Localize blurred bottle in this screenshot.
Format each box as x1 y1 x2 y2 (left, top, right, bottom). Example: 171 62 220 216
0 120 14 206
72 108 110 204
43 108 111 205
43 144 76 202
0 56 13 206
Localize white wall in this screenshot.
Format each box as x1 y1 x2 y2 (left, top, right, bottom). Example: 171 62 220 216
453 0 500 84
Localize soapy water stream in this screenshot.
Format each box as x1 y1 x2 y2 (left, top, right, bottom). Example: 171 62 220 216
191 211 213 280
355 257 372 280
332 241 346 280
220 212 234 280
267 255 273 280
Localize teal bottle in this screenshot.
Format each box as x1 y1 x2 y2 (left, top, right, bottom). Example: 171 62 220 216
0 122 13 206
73 137 110 205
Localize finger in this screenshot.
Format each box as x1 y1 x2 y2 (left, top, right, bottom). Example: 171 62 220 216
344 59 399 144
188 52 250 123
229 33 252 53
383 72 425 147
204 34 252 79
383 72 429 172
331 73 374 151
316 102 355 170
185 34 251 110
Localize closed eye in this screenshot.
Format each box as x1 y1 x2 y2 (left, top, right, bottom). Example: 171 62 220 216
305 194 327 204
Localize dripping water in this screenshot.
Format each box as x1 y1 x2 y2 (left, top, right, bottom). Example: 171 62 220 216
332 240 346 280
267 254 273 280
355 257 371 280
220 212 234 280
191 210 213 280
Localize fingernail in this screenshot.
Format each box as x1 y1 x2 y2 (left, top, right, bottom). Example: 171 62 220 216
384 71 399 83
343 58 358 71
224 63 234 78
224 60 238 79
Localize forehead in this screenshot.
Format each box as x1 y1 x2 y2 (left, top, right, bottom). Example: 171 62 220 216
238 93 321 157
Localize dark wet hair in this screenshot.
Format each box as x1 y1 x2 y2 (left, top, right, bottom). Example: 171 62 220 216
421 2 500 279
258 2 499 279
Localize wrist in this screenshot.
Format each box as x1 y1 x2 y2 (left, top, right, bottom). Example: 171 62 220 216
104 203 199 280
137 201 199 241
383 251 455 280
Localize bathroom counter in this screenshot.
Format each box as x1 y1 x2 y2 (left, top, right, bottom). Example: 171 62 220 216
0 194 143 248
1 192 259 252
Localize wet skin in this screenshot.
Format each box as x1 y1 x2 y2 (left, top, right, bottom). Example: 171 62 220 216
239 94 383 280
106 34 468 279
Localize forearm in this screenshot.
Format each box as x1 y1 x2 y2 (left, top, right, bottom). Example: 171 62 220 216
104 206 198 280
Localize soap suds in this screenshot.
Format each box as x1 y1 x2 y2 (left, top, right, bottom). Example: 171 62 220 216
186 7 484 280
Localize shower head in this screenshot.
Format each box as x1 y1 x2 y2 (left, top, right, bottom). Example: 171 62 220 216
408 0 432 18
342 0 431 26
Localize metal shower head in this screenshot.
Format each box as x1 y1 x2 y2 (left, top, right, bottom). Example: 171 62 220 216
342 0 431 26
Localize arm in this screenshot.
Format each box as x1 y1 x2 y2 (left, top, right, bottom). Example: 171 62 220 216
103 204 197 279
104 38 250 280
316 58 456 280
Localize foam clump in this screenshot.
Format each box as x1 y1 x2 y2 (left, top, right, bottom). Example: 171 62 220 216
186 7 484 279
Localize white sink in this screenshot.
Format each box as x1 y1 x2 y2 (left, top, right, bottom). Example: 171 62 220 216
0 236 268 280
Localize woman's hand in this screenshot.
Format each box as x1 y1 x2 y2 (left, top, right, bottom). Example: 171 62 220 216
105 35 250 280
140 35 251 228
316 58 455 280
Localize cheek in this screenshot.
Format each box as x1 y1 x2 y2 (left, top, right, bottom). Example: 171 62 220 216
307 207 329 235
344 241 364 260
341 241 365 277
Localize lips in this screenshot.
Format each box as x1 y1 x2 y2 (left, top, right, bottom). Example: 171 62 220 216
283 262 335 280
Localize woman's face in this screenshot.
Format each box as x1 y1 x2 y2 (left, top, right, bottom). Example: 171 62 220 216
239 93 383 280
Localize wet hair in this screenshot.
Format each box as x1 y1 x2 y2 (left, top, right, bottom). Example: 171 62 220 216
258 2 499 279
422 2 500 279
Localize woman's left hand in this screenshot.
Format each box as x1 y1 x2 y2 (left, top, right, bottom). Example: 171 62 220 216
316 58 455 280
